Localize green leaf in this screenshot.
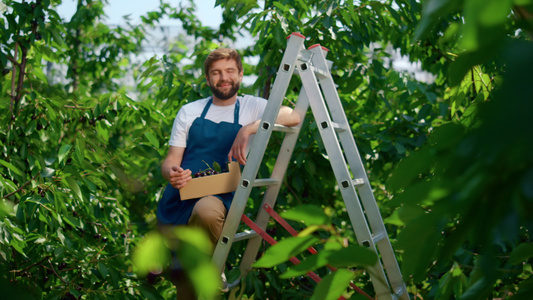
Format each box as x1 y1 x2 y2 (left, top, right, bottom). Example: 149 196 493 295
397 213 441 282
279 244 376 278
509 243 533 264
144 132 159 148
168 227 220 299
0 159 23 176
281 204 330 226
311 269 354 300
513 277 533 300
476 0 512 27
41 167 55 178
187 260 220 300
74 139 85 165
0 200 14 218
213 161 221 173
253 235 319 268
132 231 171 277
173 226 214 255
98 261 109 278
327 245 378 267
65 177 83 202
414 0 461 40
141 65 159 78
273 22 286 46
9 238 27 257
50 28 65 46
459 275 493 300
63 215 82 229
280 253 328 279
58 144 72 165
138 283 165 300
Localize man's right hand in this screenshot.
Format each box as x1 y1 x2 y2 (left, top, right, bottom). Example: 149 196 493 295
169 166 192 189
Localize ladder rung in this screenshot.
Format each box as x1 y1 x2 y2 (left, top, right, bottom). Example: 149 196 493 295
352 178 365 187
234 229 258 242
394 286 407 297
372 231 386 244
273 124 299 133
330 122 347 132
228 278 241 290
252 178 280 187
297 49 313 64
318 121 347 132
310 65 329 79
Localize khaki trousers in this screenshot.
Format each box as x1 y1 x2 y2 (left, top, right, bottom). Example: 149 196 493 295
188 195 227 247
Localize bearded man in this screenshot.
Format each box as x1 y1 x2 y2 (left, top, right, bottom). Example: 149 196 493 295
157 48 300 299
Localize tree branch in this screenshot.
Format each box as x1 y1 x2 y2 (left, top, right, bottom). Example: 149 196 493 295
6 55 20 66
9 42 18 117
10 256 51 274
14 45 28 105
3 176 36 200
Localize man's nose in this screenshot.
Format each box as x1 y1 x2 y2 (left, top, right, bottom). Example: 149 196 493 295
219 71 227 80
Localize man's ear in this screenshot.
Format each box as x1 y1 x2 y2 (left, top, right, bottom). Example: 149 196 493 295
205 75 210 86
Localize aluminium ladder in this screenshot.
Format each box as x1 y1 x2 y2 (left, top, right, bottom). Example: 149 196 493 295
212 32 409 300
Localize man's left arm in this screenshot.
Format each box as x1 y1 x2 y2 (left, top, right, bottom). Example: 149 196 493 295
228 106 301 164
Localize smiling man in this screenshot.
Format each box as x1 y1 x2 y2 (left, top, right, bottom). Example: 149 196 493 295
157 48 300 298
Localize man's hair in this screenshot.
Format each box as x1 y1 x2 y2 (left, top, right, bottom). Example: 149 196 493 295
204 48 243 75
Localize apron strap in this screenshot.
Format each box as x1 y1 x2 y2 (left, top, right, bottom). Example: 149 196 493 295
200 97 213 119
234 97 240 124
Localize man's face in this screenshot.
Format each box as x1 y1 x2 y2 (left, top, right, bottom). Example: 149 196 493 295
206 58 243 101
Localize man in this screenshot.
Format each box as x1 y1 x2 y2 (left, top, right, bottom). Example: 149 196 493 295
157 48 300 298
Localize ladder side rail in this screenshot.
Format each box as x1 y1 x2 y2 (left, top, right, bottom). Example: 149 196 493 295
238 89 310 277
360 187 409 299
309 48 409 299
298 63 393 300
308 47 387 234
212 34 306 272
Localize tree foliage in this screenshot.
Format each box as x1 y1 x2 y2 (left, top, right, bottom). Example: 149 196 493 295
1 0 532 299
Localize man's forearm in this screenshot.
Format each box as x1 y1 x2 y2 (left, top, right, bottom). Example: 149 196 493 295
161 146 186 182
276 106 301 127
161 162 173 182
242 119 260 136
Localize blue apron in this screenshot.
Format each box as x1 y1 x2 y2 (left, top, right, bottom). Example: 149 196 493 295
157 97 242 225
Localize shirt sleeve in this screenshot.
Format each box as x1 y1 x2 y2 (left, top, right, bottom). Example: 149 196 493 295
168 108 188 147
240 95 268 125
252 96 268 121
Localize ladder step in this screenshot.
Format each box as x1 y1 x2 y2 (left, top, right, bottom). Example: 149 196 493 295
234 229 258 242
318 121 347 132
394 286 407 297
331 122 347 132
294 63 328 79
273 124 299 133
297 49 313 64
228 278 241 290
352 178 365 187
252 178 280 187
309 65 329 79
372 231 386 244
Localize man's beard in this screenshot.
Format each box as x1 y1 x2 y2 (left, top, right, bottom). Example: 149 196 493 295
210 80 240 100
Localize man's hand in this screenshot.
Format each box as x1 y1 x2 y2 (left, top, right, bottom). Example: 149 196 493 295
169 166 192 189
228 125 253 165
